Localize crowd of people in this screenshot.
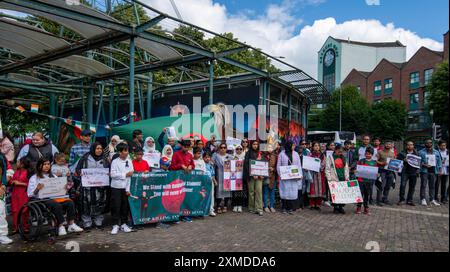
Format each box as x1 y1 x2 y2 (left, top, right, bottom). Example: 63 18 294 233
0 129 448 245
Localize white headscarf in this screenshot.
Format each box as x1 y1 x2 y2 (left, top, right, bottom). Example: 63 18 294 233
108 135 121 153
162 144 173 160
234 145 245 160
144 136 156 153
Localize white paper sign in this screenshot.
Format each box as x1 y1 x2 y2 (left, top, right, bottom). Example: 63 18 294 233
37 177 68 199
302 156 321 172
444 155 449 167
356 165 379 180
326 151 334 158
328 180 363 204
426 154 436 167
81 168 110 187
406 154 421 169
226 137 242 148
250 160 269 177
166 126 177 139
279 165 303 180
143 152 161 168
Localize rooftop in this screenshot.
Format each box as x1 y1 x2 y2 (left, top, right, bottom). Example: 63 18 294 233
332 37 405 48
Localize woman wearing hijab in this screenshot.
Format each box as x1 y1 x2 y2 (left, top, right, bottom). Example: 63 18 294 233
160 145 173 171
143 137 160 154
105 135 121 161
277 140 303 214
243 140 266 216
75 142 110 229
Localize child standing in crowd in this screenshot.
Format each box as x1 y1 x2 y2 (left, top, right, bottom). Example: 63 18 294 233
356 147 377 215
132 147 150 173
203 152 217 217
193 147 206 172
28 159 84 236
160 145 173 171
52 153 75 200
110 143 134 234
9 158 32 234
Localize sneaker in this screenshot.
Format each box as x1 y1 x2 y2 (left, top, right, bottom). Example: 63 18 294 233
111 225 120 235
222 207 228 213
120 224 132 233
355 207 362 214
209 211 217 217
58 226 67 236
323 201 331 207
258 211 263 216
364 208 370 215
282 209 287 214
431 200 441 206
264 207 270 213
67 224 84 233
421 199 428 206
0 236 13 245
238 206 243 213
288 210 294 215
232 206 238 212
270 207 276 213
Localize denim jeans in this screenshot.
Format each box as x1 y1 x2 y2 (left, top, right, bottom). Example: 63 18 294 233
399 173 417 203
377 170 395 203
263 184 276 209
420 172 436 202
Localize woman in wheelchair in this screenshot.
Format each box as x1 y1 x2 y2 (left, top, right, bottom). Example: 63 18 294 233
27 158 83 236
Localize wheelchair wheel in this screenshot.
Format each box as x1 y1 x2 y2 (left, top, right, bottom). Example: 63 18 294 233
18 202 42 241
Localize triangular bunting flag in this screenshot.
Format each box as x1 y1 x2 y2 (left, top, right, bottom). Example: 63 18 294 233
16 105 26 113
30 104 39 113
89 124 96 133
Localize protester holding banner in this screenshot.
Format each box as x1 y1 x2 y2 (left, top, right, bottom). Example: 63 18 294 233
375 140 396 206
419 139 442 206
9 157 32 233
356 147 377 215
308 142 326 211
160 145 173 171
325 145 349 214
397 141 420 206
212 143 233 214
243 141 266 216
298 140 312 209
109 143 134 234
277 140 302 215
262 144 277 213
437 140 448 204
229 147 245 213
356 135 372 161
27 159 83 236
75 142 110 229
158 128 181 153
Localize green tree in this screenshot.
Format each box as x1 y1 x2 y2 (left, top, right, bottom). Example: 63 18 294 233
368 100 407 141
0 108 49 137
427 61 449 125
319 86 371 135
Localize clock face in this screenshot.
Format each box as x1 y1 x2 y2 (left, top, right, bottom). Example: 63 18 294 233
324 50 335 67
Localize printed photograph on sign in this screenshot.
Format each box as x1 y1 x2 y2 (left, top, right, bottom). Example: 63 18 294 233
406 154 422 169
223 160 243 191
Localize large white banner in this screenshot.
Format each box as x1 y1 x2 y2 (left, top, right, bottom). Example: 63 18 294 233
81 168 110 187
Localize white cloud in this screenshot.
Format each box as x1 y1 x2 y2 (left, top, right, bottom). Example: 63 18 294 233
143 0 444 79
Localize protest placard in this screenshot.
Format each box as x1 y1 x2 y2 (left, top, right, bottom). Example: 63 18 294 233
326 150 334 158
37 177 68 199
224 160 243 191
226 137 242 148
302 156 321 172
81 168 110 187
426 155 436 167
406 154 421 169
166 126 177 139
279 165 303 180
328 180 363 204
385 158 404 173
356 164 379 180
250 160 269 177
143 152 161 168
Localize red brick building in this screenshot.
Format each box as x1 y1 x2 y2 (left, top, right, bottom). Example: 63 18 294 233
342 32 449 141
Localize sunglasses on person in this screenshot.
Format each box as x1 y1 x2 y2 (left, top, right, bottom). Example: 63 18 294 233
220 146 227 149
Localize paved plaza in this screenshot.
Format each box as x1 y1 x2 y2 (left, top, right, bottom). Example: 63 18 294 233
1 186 448 252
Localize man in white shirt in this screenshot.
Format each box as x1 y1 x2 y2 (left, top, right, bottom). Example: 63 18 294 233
437 140 448 204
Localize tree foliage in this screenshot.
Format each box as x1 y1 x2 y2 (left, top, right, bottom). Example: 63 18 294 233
368 99 407 141
427 61 449 125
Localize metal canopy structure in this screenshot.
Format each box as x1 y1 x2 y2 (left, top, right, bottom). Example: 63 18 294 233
0 0 328 142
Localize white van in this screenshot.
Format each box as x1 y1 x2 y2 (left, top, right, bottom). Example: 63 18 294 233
307 131 356 145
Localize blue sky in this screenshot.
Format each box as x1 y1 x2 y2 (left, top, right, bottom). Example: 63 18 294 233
216 0 449 41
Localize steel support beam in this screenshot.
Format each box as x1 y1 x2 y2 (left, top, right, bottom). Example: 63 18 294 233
209 60 214 105
129 36 135 122
146 73 153 119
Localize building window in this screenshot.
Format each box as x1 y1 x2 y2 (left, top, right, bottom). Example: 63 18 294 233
424 69 434 85
373 81 382 97
409 93 419 110
384 78 393 95
410 72 420 89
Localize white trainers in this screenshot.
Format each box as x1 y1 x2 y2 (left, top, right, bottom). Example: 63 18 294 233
120 224 132 233
209 211 217 217
58 226 67 236
232 206 238 212
0 236 13 245
323 201 331 207
431 200 441 206
67 223 84 233
238 206 242 213
111 225 120 235
421 199 428 206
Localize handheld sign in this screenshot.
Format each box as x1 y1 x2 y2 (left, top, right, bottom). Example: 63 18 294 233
81 168 110 187
279 165 303 180
143 153 161 169
166 127 177 139
328 180 363 204
385 158 404 173
356 165 379 180
250 160 269 177
406 154 421 169
224 160 243 191
302 156 321 172
426 155 436 167
38 177 68 199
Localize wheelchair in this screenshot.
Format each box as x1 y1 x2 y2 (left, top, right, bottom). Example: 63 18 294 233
17 199 58 243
